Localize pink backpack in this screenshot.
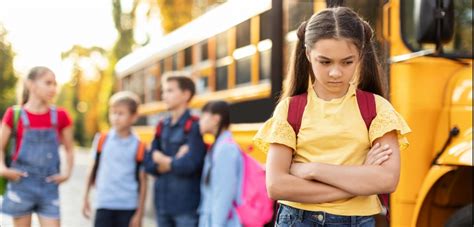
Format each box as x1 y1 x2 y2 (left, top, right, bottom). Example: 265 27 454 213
225 138 274 227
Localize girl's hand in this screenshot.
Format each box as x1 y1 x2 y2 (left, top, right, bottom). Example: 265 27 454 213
0 168 28 181
290 162 316 180
129 211 142 227
46 173 70 184
364 143 392 166
82 198 91 219
175 145 189 158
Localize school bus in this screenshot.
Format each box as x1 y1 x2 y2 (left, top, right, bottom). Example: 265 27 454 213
115 0 472 226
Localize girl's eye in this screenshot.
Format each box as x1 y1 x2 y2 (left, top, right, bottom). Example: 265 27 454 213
319 61 330 65
344 61 354 65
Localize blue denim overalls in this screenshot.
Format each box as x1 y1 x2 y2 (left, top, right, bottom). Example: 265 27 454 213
1 107 61 219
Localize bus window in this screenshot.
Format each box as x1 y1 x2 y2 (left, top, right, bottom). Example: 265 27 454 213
216 65 228 91
260 10 272 41
287 0 314 32
172 53 179 70
184 47 193 67
216 31 228 59
200 40 209 61
145 71 158 102
258 40 272 81
197 76 209 94
236 20 251 48
401 0 473 58
132 70 145 103
236 56 252 85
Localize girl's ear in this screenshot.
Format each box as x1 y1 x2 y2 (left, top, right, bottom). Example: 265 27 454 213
211 114 221 127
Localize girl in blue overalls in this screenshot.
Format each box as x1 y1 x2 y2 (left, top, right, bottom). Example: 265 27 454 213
0 66 74 227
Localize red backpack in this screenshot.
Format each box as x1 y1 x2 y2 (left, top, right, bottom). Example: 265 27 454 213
287 89 390 222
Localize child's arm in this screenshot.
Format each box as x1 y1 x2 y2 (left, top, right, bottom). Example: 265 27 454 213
0 122 27 181
82 161 95 219
143 136 164 176
290 131 400 196
130 170 147 227
266 143 355 203
47 126 74 184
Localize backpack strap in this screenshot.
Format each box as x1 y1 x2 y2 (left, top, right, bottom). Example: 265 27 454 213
287 92 308 136
356 90 390 221
135 141 146 185
90 132 108 185
49 106 58 129
155 120 164 139
7 106 21 164
355 89 377 130
184 115 199 134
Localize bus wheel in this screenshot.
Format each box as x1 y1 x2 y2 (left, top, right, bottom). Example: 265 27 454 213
445 204 472 227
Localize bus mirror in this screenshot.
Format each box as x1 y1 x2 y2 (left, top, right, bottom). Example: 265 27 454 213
415 0 454 44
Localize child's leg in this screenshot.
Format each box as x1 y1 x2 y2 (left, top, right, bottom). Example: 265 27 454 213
12 214 32 227
38 216 60 227
94 209 114 227
113 209 136 227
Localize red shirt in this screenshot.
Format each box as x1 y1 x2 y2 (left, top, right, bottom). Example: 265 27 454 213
2 106 73 156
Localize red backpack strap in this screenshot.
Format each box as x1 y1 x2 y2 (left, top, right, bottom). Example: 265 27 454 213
155 120 164 138
287 92 308 136
184 115 199 134
355 89 377 130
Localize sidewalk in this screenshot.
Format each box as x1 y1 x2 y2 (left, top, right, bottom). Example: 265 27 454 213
0 147 157 227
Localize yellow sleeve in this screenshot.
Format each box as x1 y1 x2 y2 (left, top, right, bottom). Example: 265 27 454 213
253 97 296 153
369 96 411 150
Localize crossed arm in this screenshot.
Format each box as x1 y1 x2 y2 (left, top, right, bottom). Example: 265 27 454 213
266 130 400 202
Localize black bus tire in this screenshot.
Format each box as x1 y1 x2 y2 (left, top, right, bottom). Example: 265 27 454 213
445 203 472 227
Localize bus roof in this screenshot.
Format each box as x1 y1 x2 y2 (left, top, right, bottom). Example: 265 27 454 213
115 0 271 78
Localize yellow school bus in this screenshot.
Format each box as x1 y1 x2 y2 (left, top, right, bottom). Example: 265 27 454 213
115 0 472 225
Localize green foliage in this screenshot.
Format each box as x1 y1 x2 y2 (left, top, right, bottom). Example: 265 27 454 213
0 24 18 117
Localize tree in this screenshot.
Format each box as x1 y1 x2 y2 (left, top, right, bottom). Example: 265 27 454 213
0 24 18 116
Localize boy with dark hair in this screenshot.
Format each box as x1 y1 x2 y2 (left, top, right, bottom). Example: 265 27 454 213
83 91 147 227
144 72 207 227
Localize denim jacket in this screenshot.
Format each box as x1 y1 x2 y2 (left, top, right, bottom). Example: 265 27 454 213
144 110 207 215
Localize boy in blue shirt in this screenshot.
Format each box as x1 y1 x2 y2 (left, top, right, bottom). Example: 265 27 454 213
144 73 207 227
82 91 147 227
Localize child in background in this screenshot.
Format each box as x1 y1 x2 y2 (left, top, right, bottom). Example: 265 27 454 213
0 66 75 227
82 91 147 227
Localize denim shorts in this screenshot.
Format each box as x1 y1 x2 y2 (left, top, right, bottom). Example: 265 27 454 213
1 174 60 219
275 204 375 227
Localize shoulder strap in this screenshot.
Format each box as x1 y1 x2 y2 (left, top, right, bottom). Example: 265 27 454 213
11 105 21 137
184 115 199 134
355 89 377 130
49 106 58 128
96 132 108 154
155 120 165 139
287 93 308 136
135 141 146 162
90 132 108 185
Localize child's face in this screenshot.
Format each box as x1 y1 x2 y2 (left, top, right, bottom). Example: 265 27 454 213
199 112 219 135
162 80 190 110
109 104 137 131
29 72 57 102
306 38 360 98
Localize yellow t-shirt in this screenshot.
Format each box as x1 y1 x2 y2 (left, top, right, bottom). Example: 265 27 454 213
253 83 411 216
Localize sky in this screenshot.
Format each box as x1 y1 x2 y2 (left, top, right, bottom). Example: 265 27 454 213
0 0 118 84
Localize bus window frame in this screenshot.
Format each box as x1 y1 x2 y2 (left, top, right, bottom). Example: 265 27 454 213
400 0 473 59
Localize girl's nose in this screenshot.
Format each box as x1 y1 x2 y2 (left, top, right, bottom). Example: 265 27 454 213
329 67 342 78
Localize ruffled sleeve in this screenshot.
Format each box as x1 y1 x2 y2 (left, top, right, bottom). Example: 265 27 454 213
253 97 296 153
369 96 411 150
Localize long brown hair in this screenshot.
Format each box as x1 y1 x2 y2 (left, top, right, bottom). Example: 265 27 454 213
22 66 54 105
282 7 386 100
